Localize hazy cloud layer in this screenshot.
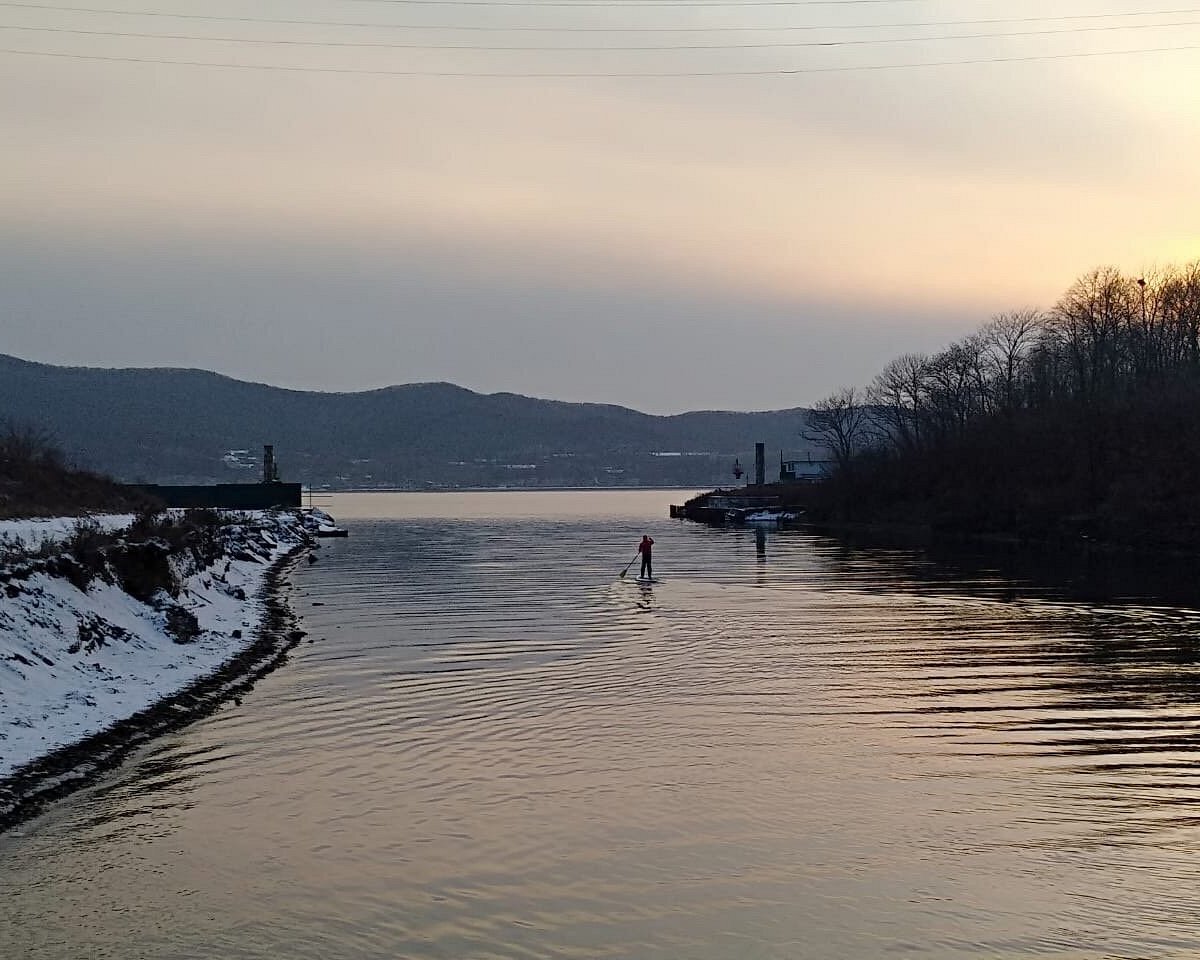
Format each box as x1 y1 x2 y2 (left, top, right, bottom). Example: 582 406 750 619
1 223 963 412
3 1 1199 410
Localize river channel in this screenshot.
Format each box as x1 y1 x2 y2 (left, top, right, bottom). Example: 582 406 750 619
4 490 1200 958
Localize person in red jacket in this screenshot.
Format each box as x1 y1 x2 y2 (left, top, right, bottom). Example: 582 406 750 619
637 535 654 580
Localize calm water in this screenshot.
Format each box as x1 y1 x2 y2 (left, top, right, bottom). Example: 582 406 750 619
5 490 1200 959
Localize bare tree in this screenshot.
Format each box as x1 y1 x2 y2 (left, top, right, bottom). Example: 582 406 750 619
0 421 61 470
922 335 990 441
981 309 1043 413
804 387 874 471
1159 261 1200 369
1051 266 1137 399
868 353 929 454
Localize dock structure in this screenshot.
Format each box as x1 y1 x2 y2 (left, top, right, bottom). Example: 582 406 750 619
670 441 825 525
128 444 302 510
670 484 812 524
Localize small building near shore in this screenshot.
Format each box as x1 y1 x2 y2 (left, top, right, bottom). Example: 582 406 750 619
780 453 834 483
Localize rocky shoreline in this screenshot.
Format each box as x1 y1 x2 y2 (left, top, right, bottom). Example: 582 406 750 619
0 510 330 832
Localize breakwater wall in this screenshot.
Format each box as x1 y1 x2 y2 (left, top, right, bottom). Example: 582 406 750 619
129 483 302 510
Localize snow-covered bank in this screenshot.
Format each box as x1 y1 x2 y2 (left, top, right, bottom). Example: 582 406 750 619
0 510 333 813
0 514 138 550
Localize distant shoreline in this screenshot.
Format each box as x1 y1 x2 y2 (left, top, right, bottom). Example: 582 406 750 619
314 486 705 494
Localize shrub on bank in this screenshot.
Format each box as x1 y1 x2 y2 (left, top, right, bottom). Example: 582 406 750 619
0 422 159 519
1 510 303 611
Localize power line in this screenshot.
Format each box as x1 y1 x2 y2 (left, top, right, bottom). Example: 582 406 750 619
283 0 1006 5
3 41 1198 76
6 19 1200 50
3 1 1200 33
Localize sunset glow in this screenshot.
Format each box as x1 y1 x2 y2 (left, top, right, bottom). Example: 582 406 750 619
3 1 1199 409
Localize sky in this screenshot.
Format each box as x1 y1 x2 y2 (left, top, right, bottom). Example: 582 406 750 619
2 0 1200 413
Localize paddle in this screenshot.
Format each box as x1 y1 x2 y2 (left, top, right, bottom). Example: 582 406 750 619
618 554 640 579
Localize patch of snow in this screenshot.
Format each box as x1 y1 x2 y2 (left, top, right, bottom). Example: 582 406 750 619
743 510 801 523
0 515 138 550
0 511 316 780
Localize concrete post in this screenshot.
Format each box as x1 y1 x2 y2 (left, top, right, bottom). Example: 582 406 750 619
754 442 765 486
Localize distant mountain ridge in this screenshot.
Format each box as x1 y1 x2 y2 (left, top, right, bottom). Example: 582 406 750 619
0 354 813 488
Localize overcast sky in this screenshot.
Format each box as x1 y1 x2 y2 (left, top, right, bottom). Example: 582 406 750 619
3 0 1199 413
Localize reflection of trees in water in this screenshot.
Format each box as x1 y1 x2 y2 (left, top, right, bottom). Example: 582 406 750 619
807 530 1200 843
66 748 201 841
813 528 1200 607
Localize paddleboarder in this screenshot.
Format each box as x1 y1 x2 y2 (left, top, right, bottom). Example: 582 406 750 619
637 535 654 580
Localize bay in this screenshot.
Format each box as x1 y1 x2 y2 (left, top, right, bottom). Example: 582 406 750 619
4 490 1200 959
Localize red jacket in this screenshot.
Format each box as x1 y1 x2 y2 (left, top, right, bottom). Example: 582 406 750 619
638 537 654 554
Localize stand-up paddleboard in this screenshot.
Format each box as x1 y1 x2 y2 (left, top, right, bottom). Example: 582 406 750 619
634 576 660 585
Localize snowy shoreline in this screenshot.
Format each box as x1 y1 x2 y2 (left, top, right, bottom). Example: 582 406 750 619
0 513 140 551
0 509 331 829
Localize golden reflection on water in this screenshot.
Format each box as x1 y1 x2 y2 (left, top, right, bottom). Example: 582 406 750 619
5 492 1200 959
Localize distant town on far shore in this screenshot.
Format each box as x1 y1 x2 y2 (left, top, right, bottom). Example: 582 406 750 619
0 353 816 490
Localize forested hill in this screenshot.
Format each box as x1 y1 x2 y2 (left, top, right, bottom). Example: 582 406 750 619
803 263 1200 551
0 354 812 487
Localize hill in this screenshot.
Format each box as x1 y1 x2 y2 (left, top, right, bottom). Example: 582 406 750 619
0 354 812 488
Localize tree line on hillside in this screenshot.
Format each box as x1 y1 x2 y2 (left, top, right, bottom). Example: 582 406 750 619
803 263 1200 549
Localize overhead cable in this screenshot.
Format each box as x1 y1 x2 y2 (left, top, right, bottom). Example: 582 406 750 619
3 41 1198 76
284 0 1032 6
3 2 1198 33
5 19 1199 50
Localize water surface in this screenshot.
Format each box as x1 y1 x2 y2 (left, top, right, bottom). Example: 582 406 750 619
5 491 1200 958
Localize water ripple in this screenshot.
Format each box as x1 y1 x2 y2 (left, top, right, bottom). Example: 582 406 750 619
7 492 1200 958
